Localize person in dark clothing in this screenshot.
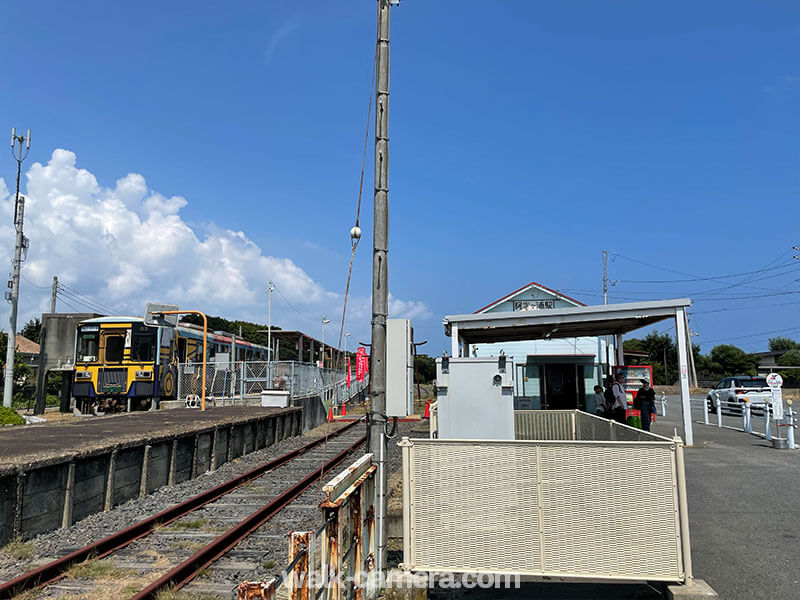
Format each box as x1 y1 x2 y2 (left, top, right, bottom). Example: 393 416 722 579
636 379 657 431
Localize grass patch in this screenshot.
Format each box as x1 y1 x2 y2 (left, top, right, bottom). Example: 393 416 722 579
165 518 208 531
0 407 25 426
155 588 220 600
2 537 33 560
67 559 124 580
262 559 276 570
168 540 205 552
122 584 140 597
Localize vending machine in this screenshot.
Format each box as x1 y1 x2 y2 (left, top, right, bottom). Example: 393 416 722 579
613 365 654 405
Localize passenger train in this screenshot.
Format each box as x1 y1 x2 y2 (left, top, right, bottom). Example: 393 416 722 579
72 316 269 412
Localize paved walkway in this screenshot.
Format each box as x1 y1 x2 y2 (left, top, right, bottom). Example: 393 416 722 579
650 395 800 600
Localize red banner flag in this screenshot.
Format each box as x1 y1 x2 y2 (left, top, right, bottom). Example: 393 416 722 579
356 347 369 382
346 356 352 388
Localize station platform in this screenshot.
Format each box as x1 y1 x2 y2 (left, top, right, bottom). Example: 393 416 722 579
0 403 323 546
0 406 298 468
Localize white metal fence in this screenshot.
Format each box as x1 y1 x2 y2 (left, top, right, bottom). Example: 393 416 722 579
403 410 691 583
176 361 368 408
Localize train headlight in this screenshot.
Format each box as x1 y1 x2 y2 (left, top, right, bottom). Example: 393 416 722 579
75 370 92 380
135 370 153 379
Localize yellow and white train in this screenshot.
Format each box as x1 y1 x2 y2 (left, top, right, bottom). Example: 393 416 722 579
72 316 268 412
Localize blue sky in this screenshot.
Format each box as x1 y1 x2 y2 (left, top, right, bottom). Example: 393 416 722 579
1 1 799 355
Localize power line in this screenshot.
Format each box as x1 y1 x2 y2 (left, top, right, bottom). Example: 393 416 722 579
57 282 119 314
701 326 800 345
692 299 800 315
617 261 798 284
19 273 51 290
56 289 113 315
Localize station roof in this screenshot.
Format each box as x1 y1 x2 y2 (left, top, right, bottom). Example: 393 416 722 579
444 298 692 344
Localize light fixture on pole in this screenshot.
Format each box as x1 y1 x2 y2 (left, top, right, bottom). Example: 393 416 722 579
3 128 31 409
267 281 274 361
344 332 351 355
321 316 331 368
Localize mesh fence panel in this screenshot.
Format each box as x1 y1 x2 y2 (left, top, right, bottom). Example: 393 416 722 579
405 438 683 581
177 360 368 406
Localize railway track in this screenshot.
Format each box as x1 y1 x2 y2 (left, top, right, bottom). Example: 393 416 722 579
1 419 367 600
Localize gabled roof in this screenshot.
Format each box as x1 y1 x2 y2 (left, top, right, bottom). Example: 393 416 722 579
15 336 40 355
474 281 585 314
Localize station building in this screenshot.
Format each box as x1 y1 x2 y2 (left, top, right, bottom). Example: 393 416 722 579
469 281 616 410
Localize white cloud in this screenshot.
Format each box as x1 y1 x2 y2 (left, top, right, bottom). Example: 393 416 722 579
0 149 431 346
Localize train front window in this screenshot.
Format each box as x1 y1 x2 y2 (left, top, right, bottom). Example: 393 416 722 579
105 336 125 362
77 331 99 362
132 332 156 362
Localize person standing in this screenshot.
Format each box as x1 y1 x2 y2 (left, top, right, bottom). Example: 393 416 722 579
636 379 657 431
589 385 606 415
612 372 628 423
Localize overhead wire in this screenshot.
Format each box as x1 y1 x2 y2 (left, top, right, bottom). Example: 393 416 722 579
57 282 119 314
334 21 379 372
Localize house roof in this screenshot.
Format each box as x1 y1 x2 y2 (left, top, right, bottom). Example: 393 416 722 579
15 336 40 355
474 281 585 314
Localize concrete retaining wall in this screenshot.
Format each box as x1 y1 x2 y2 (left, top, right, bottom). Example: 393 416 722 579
0 407 307 544
294 395 326 431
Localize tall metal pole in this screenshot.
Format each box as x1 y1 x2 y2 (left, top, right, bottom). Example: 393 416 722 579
267 281 274 361
370 0 396 578
601 249 610 374
321 316 330 368
4 128 30 408
50 276 58 313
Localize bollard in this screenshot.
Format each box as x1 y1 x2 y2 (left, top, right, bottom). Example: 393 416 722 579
715 392 723 428
787 404 796 450
764 402 772 441
743 400 752 434
660 392 667 417
703 394 709 425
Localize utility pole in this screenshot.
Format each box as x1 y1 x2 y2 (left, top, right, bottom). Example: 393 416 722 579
267 281 274 361
4 128 31 408
50 276 58 312
602 249 608 305
370 0 398 579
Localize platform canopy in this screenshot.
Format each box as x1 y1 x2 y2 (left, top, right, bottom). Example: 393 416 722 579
443 298 696 446
444 298 692 344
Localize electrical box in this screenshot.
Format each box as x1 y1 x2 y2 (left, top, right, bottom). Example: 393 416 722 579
386 318 414 417
435 355 515 440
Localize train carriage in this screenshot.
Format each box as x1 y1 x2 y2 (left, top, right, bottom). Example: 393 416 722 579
72 316 268 413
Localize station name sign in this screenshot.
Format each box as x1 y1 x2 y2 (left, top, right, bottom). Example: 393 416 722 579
513 299 555 311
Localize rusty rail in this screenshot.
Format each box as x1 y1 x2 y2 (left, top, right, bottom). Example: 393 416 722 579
238 453 378 600
130 433 367 600
0 419 363 600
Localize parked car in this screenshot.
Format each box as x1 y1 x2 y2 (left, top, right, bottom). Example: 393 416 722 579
706 376 772 413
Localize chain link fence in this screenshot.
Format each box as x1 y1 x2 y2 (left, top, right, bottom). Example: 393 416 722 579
176 361 368 407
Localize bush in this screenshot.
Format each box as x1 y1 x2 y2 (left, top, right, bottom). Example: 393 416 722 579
0 407 25 426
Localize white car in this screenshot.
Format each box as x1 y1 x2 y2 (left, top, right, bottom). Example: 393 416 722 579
706 376 772 413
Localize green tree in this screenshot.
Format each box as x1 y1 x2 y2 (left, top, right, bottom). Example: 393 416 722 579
776 348 800 385
0 331 35 407
414 354 436 384
709 344 757 377
768 337 800 353
20 318 42 344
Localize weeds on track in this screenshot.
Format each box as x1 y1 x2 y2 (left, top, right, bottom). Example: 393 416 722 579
2 538 33 560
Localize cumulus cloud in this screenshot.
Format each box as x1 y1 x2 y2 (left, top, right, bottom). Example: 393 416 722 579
0 149 431 345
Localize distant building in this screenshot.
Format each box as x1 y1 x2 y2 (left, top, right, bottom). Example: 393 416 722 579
15 335 40 372
471 282 616 410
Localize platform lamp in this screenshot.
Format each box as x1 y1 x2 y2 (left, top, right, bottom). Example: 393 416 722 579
321 316 330 368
